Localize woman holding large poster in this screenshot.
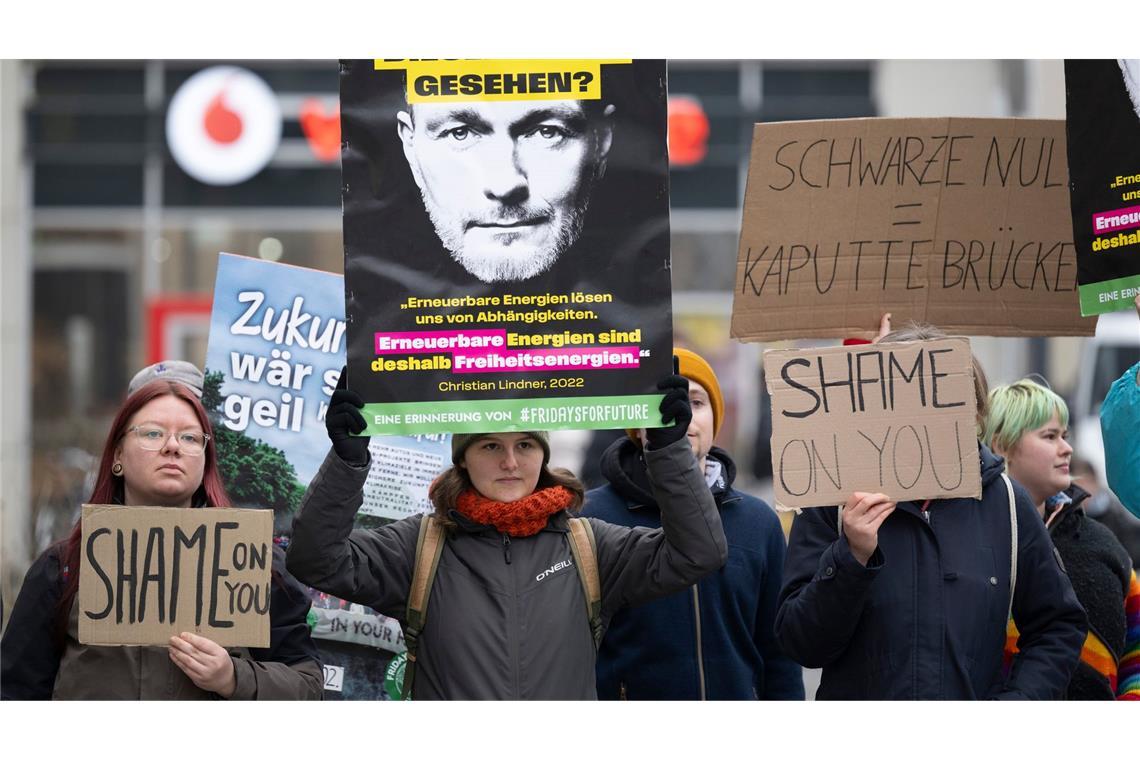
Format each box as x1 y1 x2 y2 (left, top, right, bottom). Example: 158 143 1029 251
287 369 727 699
1 379 323 700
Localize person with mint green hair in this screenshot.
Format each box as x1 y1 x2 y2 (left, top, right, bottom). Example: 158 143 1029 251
984 379 1139 700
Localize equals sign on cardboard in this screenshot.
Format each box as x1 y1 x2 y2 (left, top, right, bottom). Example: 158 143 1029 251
892 202 923 226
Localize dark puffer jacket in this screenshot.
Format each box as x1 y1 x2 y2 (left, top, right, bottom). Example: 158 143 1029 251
583 439 803 700
776 443 1086 699
286 436 728 700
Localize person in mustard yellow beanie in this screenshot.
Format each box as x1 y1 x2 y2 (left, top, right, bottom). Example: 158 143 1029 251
583 347 804 700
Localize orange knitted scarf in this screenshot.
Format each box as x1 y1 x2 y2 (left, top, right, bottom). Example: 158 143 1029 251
456 485 575 537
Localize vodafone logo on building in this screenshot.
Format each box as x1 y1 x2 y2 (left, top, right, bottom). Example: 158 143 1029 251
166 66 282 186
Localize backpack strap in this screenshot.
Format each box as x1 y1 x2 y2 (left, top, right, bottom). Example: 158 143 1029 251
1002 473 1018 622
402 514 446 700
566 517 604 649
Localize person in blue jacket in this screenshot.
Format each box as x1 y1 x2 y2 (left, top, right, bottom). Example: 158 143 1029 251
1100 296 1140 520
775 323 1086 699
584 347 804 700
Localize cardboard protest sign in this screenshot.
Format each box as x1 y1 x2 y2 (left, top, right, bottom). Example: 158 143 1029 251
731 118 1095 341
763 338 980 509
340 59 672 435
204 253 450 524
78 505 272 647
1064 60 1140 315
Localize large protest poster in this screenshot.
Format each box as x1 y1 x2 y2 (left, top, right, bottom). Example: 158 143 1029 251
79 505 273 647
205 252 450 698
340 59 672 436
730 118 1096 341
1065 60 1140 315
204 253 450 526
763 338 980 510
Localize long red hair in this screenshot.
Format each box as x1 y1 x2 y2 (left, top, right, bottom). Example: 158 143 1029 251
54 380 231 640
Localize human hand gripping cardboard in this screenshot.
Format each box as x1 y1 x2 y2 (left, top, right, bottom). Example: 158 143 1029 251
843 312 892 346
168 632 237 698
841 491 896 566
874 312 892 342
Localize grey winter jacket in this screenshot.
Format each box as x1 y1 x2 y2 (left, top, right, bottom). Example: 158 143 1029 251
286 436 728 699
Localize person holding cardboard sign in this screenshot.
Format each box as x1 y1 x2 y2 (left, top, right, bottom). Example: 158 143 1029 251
287 366 727 699
1 379 323 700
984 379 1140 700
775 323 1086 699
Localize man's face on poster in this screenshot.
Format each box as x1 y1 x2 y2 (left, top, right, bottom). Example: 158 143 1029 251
396 99 615 283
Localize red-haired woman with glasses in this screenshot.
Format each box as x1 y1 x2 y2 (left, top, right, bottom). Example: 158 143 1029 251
1 380 323 700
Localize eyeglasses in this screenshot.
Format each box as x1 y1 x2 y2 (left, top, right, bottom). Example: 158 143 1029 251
127 425 210 455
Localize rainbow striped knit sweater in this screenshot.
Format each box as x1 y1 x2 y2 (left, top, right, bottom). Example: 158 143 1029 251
1006 569 1139 698
1120 570 1140 699
1005 494 1140 700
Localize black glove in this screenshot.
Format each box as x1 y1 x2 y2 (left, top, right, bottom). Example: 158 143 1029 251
326 366 370 466
645 373 691 450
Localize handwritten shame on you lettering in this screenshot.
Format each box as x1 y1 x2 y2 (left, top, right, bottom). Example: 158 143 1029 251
731 118 1093 341
763 338 981 510
79 505 273 647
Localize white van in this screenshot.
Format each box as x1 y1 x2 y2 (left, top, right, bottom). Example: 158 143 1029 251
1071 309 1140 487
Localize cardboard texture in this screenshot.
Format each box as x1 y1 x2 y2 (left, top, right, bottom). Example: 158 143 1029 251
763 338 981 509
732 118 1096 340
79 505 273 647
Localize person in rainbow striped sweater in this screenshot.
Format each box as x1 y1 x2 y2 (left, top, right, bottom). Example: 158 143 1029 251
985 380 1140 700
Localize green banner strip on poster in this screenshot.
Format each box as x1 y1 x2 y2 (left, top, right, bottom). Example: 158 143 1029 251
1079 273 1140 316
360 395 667 436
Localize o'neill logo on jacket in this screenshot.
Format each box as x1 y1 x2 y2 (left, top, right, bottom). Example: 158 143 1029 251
536 558 575 583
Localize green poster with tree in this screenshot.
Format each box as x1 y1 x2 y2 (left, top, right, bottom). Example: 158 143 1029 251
205 252 452 699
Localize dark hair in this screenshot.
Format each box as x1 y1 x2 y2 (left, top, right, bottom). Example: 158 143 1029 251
877 321 990 434
53 380 231 643
427 464 585 530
